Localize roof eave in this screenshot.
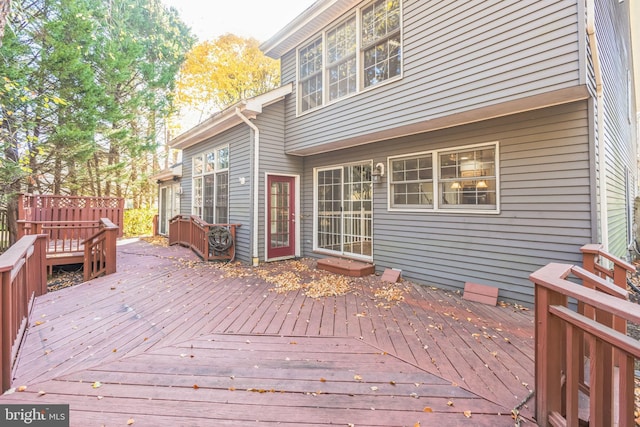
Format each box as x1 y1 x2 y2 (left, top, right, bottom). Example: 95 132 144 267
260 0 360 59
169 83 292 151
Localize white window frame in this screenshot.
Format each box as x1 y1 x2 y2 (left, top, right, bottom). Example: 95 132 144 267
191 145 229 223
312 160 374 262
296 0 403 115
387 142 500 214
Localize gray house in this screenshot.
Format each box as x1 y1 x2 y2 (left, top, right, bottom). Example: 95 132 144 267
169 0 637 305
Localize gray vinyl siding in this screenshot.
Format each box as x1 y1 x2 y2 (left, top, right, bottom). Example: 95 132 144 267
255 101 304 260
300 102 593 305
281 0 582 154
596 0 637 257
182 126 253 264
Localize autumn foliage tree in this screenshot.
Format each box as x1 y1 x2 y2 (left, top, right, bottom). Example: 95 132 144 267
174 34 280 124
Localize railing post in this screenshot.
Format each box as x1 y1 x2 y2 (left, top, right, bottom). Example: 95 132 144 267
535 283 566 426
0 264 9 391
104 225 117 276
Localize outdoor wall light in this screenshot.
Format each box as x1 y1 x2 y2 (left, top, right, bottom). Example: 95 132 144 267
372 162 385 183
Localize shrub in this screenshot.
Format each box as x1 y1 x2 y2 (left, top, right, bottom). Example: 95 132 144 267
124 208 156 237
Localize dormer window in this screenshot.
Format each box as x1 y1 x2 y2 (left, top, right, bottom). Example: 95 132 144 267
297 0 402 114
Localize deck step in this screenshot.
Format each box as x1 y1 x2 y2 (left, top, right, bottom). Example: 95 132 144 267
316 257 375 277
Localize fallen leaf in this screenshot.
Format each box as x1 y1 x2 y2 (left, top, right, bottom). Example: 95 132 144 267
414 423 421 427
38 391 46 396
34 321 43 326
491 351 498 357
127 418 135 425
319 378 326 382
91 382 102 389
354 375 363 381
193 384 199 389
370 386 378 391
17 385 27 392
228 387 236 391
447 400 454 406
97 396 103 400
464 410 472 418
112 348 117 353
423 407 433 412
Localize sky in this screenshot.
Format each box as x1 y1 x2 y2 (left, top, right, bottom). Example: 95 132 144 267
160 0 317 43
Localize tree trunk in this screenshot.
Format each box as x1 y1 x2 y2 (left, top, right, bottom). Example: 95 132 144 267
0 0 11 47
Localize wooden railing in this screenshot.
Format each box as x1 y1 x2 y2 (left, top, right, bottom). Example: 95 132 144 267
530 248 640 427
18 193 124 237
83 219 119 282
0 234 47 392
168 215 240 262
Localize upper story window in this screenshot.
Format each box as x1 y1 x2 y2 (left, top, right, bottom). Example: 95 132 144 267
362 0 401 88
389 143 499 213
299 37 323 112
327 15 357 101
297 0 402 114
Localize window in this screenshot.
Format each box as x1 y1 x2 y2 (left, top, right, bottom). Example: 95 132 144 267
361 0 401 88
192 146 229 223
390 154 433 207
327 16 357 101
299 37 323 112
297 0 402 113
389 143 498 212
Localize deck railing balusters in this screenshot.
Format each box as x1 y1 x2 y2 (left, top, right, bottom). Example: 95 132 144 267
168 214 240 262
530 246 639 427
0 234 47 392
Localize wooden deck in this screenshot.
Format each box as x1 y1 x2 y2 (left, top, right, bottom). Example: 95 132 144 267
1 239 536 426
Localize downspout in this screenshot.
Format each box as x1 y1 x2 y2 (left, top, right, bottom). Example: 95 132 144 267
587 0 608 249
235 107 260 266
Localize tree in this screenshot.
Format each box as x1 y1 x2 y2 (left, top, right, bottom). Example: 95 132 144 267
0 0 193 202
174 34 280 125
0 0 9 45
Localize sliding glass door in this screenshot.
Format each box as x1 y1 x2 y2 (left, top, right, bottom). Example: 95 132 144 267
316 162 372 258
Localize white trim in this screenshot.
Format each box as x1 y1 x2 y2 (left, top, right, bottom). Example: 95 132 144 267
264 172 301 262
312 160 374 262
386 141 501 214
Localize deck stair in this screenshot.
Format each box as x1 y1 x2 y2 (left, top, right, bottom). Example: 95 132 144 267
316 257 375 277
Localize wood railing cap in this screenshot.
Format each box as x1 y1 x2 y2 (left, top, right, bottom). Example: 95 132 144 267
579 243 636 272
0 234 46 273
99 218 118 229
530 263 640 324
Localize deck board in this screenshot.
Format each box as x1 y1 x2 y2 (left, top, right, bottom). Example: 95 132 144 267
1 239 536 426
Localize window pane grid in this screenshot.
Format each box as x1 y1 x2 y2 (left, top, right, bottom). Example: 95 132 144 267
363 35 401 87
439 147 497 208
390 155 433 207
192 146 229 223
362 0 400 47
298 0 402 112
270 182 290 248
390 145 497 210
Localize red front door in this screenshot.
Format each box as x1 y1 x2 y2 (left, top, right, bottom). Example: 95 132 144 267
267 175 296 259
